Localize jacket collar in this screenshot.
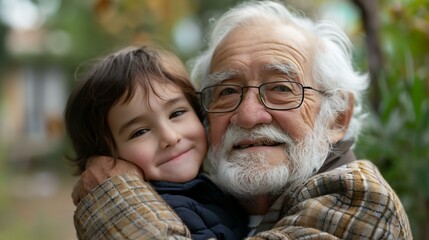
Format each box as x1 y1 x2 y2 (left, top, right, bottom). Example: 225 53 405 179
317 139 356 173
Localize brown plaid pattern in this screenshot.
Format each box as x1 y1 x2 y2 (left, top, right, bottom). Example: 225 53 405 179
253 160 412 239
74 176 191 239
74 160 412 239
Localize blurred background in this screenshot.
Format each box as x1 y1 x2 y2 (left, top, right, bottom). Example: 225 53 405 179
0 0 427 239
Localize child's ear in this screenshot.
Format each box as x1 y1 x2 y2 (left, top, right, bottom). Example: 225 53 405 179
328 92 354 143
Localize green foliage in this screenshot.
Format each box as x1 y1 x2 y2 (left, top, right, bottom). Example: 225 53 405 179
355 1 429 238
357 71 429 236
43 1 118 67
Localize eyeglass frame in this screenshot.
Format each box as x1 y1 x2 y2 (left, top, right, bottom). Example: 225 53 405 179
196 80 327 113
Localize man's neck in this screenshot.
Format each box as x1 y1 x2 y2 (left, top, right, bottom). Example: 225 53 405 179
239 194 273 215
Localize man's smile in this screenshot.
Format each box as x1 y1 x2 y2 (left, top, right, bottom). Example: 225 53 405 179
233 140 283 150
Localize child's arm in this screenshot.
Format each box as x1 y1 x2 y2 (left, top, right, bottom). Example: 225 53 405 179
72 157 192 239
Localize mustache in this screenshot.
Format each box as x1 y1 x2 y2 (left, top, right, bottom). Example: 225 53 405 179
215 124 296 151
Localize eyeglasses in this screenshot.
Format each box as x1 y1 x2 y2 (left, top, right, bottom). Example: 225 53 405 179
197 81 326 113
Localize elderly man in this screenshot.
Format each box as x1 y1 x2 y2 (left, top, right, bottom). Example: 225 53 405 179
72 1 412 239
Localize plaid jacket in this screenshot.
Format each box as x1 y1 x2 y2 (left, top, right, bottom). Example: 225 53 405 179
74 160 412 239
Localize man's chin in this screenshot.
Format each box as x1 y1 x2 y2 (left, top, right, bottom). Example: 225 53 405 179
213 158 291 199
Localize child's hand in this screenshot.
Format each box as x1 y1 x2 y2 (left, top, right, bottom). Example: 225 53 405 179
71 156 144 205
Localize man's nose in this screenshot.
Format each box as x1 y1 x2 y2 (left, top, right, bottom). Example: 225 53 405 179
231 89 272 128
159 123 181 149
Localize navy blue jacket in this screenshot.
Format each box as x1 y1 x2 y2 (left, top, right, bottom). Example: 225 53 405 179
151 174 248 240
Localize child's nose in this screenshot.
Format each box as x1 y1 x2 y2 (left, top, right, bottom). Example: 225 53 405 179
159 123 181 149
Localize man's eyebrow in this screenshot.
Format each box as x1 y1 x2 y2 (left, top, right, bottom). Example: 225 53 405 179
264 63 298 79
206 70 240 86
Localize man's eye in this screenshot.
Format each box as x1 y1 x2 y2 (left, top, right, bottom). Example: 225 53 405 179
170 110 186 119
271 84 292 92
131 129 149 139
219 87 239 96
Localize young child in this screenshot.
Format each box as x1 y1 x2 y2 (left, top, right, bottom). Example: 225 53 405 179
64 44 248 240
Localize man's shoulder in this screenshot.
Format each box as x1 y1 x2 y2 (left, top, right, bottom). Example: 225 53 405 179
324 159 382 178
305 160 392 195
300 160 410 229
281 160 402 210
272 160 412 239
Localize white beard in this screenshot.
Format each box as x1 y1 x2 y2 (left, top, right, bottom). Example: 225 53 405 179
207 122 331 200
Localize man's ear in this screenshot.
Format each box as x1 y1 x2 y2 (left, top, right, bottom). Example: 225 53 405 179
328 92 354 143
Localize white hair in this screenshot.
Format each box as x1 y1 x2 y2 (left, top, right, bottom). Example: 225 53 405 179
190 0 369 140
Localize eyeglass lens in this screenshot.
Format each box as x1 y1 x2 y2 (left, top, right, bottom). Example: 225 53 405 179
201 81 304 112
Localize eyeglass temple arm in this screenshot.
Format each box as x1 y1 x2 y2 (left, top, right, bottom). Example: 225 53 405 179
303 86 327 95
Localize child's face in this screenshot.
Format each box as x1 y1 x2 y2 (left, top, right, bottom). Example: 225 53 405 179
107 80 207 183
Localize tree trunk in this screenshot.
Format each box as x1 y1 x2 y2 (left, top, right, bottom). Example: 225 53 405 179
351 0 383 111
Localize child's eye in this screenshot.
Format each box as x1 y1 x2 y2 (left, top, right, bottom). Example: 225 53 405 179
130 129 149 139
170 110 186 119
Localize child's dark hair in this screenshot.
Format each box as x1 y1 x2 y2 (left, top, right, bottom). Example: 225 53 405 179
65 44 203 174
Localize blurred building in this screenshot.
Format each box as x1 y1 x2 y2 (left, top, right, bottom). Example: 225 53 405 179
0 0 67 167
1 62 66 163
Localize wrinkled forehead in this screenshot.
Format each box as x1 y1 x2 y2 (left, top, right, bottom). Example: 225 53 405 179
209 20 317 85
